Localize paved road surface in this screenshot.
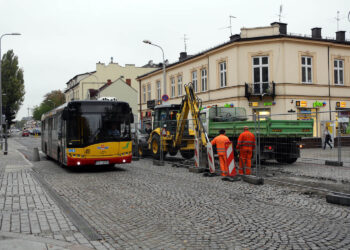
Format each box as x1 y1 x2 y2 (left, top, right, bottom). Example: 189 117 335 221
1 136 349 249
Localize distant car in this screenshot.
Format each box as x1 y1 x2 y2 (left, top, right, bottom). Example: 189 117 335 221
22 130 30 137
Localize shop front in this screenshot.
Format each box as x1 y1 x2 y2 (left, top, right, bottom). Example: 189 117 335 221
295 100 323 137
250 101 274 120
336 101 350 135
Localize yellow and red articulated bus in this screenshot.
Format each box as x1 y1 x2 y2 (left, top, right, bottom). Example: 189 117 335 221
41 100 133 167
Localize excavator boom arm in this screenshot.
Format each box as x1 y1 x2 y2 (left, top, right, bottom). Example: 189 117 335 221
173 83 209 148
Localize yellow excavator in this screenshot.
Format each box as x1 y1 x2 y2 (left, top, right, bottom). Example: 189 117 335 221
147 82 209 160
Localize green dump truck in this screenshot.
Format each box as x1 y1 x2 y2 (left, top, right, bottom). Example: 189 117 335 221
200 107 313 164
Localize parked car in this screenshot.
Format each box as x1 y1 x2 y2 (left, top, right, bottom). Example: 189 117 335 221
22 130 30 137
132 129 151 157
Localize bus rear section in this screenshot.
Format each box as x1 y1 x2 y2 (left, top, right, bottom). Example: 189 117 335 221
42 100 134 167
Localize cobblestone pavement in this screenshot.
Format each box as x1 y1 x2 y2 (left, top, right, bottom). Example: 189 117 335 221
32 160 350 249
0 139 113 250
5 137 350 249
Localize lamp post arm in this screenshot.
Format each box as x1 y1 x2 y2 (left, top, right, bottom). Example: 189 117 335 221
148 43 166 96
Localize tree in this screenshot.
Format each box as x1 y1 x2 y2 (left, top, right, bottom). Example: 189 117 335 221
33 90 65 121
1 50 25 127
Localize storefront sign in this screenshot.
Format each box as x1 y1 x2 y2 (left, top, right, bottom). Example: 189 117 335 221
296 100 307 107
336 101 347 108
313 101 325 108
224 103 234 108
147 100 156 109
264 102 273 106
252 102 259 107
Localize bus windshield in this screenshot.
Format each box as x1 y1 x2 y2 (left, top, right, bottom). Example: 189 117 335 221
66 102 131 147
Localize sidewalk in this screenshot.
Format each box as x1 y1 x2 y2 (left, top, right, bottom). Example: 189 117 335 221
0 139 109 250
300 146 350 167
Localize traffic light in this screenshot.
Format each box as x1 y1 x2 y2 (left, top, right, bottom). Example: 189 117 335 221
4 106 16 125
8 111 16 125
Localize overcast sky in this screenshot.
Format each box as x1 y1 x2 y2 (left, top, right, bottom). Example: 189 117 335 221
1 0 349 119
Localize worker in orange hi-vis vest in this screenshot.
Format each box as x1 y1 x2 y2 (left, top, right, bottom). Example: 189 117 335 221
211 129 230 176
236 126 256 175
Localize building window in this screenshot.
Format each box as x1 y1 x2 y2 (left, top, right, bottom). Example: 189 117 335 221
157 81 161 100
219 62 227 87
147 84 151 101
252 56 269 94
301 56 312 83
177 75 182 96
192 71 198 92
201 68 207 92
334 59 344 85
171 77 175 97
143 85 146 103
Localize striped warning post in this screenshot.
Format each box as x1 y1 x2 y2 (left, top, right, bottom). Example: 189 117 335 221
226 142 236 177
194 138 199 168
207 143 215 173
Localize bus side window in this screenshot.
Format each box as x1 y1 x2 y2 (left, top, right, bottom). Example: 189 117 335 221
58 115 62 139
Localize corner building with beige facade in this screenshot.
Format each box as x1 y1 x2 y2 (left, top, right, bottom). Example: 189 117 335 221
137 22 350 137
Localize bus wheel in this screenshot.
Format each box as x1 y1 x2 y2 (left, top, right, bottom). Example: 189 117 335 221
57 150 64 168
180 150 194 159
151 134 161 159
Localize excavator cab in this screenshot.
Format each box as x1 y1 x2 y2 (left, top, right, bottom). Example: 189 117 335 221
152 104 181 136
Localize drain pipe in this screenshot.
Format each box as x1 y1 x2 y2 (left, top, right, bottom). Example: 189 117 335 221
327 46 331 120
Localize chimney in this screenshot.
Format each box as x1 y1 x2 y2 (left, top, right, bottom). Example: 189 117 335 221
336 31 346 42
311 27 322 39
107 79 112 85
270 22 287 35
179 52 187 61
126 79 131 86
230 34 240 41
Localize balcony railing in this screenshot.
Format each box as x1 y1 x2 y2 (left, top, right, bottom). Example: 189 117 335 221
245 81 275 100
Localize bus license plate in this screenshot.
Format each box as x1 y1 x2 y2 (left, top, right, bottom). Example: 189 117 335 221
95 160 109 165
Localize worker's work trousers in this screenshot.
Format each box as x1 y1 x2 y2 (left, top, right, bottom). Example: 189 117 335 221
218 154 228 176
239 148 253 175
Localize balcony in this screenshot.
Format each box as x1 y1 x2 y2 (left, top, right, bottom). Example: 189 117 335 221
245 81 275 100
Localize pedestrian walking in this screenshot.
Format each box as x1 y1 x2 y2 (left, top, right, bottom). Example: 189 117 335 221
323 127 332 149
211 129 230 176
236 126 256 175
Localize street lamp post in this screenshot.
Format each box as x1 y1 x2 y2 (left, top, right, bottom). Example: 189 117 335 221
0 33 21 153
143 40 167 96
143 40 167 165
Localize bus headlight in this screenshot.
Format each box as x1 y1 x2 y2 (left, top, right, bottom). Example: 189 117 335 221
77 161 81 166
123 159 126 163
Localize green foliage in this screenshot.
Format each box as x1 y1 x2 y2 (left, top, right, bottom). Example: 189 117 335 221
1 50 25 126
33 90 66 121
